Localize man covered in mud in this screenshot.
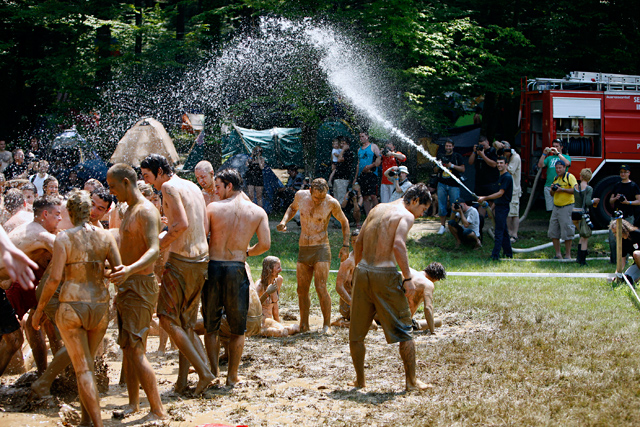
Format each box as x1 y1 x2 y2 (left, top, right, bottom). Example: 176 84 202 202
2 196 62 375
331 230 359 328
89 188 113 228
195 160 220 206
277 178 350 333
107 164 166 421
203 168 270 387
350 183 431 391
3 188 34 233
140 154 214 394
406 262 445 334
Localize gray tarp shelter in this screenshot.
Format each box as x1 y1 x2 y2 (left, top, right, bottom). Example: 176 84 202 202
222 126 303 169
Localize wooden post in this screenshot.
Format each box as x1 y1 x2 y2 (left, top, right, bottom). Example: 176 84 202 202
616 217 624 273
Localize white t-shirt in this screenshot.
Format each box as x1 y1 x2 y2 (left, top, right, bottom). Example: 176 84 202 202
456 206 480 237
30 173 49 196
332 148 343 163
390 179 413 202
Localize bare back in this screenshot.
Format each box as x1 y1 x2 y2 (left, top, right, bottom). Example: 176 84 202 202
162 175 208 258
3 210 34 234
0 221 56 280
407 270 433 316
357 199 414 268
120 198 161 275
293 190 343 246
208 192 269 261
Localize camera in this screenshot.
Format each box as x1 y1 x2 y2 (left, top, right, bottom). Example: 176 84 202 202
619 194 627 203
388 170 397 177
453 202 461 210
551 184 560 192
381 147 390 157
349 190 357 199
583 213 594 229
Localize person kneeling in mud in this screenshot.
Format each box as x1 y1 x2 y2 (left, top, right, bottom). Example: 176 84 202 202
406 262 446 334
256 256 300 337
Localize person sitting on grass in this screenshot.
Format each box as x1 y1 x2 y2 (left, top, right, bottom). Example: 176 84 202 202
256 256 300 337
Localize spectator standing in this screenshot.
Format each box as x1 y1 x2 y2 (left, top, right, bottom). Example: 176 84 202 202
384 165 412 202
5 149 27 180
447 199 482 249
245 146 265 207
537 138 571 212
380 141 406 203
573 168 599 266
26 136 46 165
29 160 50 196
548 160 577 259
0 141 12 173
353 131 381 215
478 157 513 261
469 136 498 218
341 183 363 228
436 138 465 234
274 165 304 212
327 138 343 187
333 137 355 205
608 164 640 263
499 141 522 242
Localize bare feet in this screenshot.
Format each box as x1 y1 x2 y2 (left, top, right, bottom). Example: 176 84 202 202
113 404 139 419
30 379 52 399
406 379 433 392
320 325 332 335
195 374 217 394
299 324 310 333
349 380 365 389
226 375 244 387
141 411 167 422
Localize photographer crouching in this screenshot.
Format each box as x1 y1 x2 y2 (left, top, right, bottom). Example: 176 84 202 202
341 183 364 228
447 199 482 249
383 165 412 202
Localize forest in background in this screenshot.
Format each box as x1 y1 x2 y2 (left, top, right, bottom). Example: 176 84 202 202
1 0 639 160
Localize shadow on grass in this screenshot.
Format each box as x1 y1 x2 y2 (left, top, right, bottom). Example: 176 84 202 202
328 388 399 404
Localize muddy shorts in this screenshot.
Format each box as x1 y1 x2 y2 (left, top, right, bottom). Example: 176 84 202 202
202 260 249 336
115 274 158 349
349 264 412 344
0 289 20 335
6 281 37 319
297 244 331 267
157 252 208 330
56 301 109 331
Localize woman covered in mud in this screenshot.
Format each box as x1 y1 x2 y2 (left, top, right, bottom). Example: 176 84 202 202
32 190 121 427
256 256 300 337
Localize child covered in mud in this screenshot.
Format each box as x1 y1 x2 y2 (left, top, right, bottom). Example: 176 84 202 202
256 256 300 337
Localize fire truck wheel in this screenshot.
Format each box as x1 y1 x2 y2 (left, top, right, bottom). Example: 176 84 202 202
592 175 621 229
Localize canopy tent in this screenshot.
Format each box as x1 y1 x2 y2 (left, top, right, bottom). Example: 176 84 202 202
314 120 356 180
221 125 303 169
111 117 180 167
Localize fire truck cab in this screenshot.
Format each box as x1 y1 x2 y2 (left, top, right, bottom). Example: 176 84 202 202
520 71 640 227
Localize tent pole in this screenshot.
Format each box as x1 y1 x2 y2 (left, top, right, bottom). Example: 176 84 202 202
232 123 252 155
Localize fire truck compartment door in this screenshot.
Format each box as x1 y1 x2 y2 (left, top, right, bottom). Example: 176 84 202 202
553 98 601 119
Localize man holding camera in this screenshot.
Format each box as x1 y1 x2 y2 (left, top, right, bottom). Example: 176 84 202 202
383 165 412 202
608 164 640 263
477 157 513 261
436 139 465 234
538 139 571 212
469 136 498 216
447 199 481 249
341 183 364 228
380 142 406 203
548 160 577 259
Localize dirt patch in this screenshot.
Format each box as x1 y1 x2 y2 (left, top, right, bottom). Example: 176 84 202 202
0 308 493 426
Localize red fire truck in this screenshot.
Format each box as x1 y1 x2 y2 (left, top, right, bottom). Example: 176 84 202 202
520 71 640 227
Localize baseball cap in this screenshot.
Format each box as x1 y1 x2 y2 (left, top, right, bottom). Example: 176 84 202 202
620 164 630 171
556 159 566 167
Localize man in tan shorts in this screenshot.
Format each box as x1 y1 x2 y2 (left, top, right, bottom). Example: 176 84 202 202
194 160 220 206
107 164 166 421
350 183 431 391
277 178 350 333
140 154 214 394
203 168 270 386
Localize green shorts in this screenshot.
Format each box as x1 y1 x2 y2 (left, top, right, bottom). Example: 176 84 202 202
297 244 331 267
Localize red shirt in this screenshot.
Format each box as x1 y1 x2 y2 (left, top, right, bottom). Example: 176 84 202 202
381 152 405 185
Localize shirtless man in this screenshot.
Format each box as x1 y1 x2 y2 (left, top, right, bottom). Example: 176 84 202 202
194 161 220 205
406 263 445 334
350 183 431 391
106 164 165 420
3 188 34 233
331 230 359 328
203 168 270 386
140 154 213 394
277 178 350 333
2 196 61 375
89 188 113 228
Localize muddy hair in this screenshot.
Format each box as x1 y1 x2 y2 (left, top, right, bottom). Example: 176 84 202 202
215 168 243 191
108 163 137 185
4 188 24 214
33 195 62 217
261 256 281 287
310 178 329 193
140 154 174 178
137 181 154 198
424 262 446 281
402 183 431 206
91 187 114 208
609 218 638 235
66 190 91 226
